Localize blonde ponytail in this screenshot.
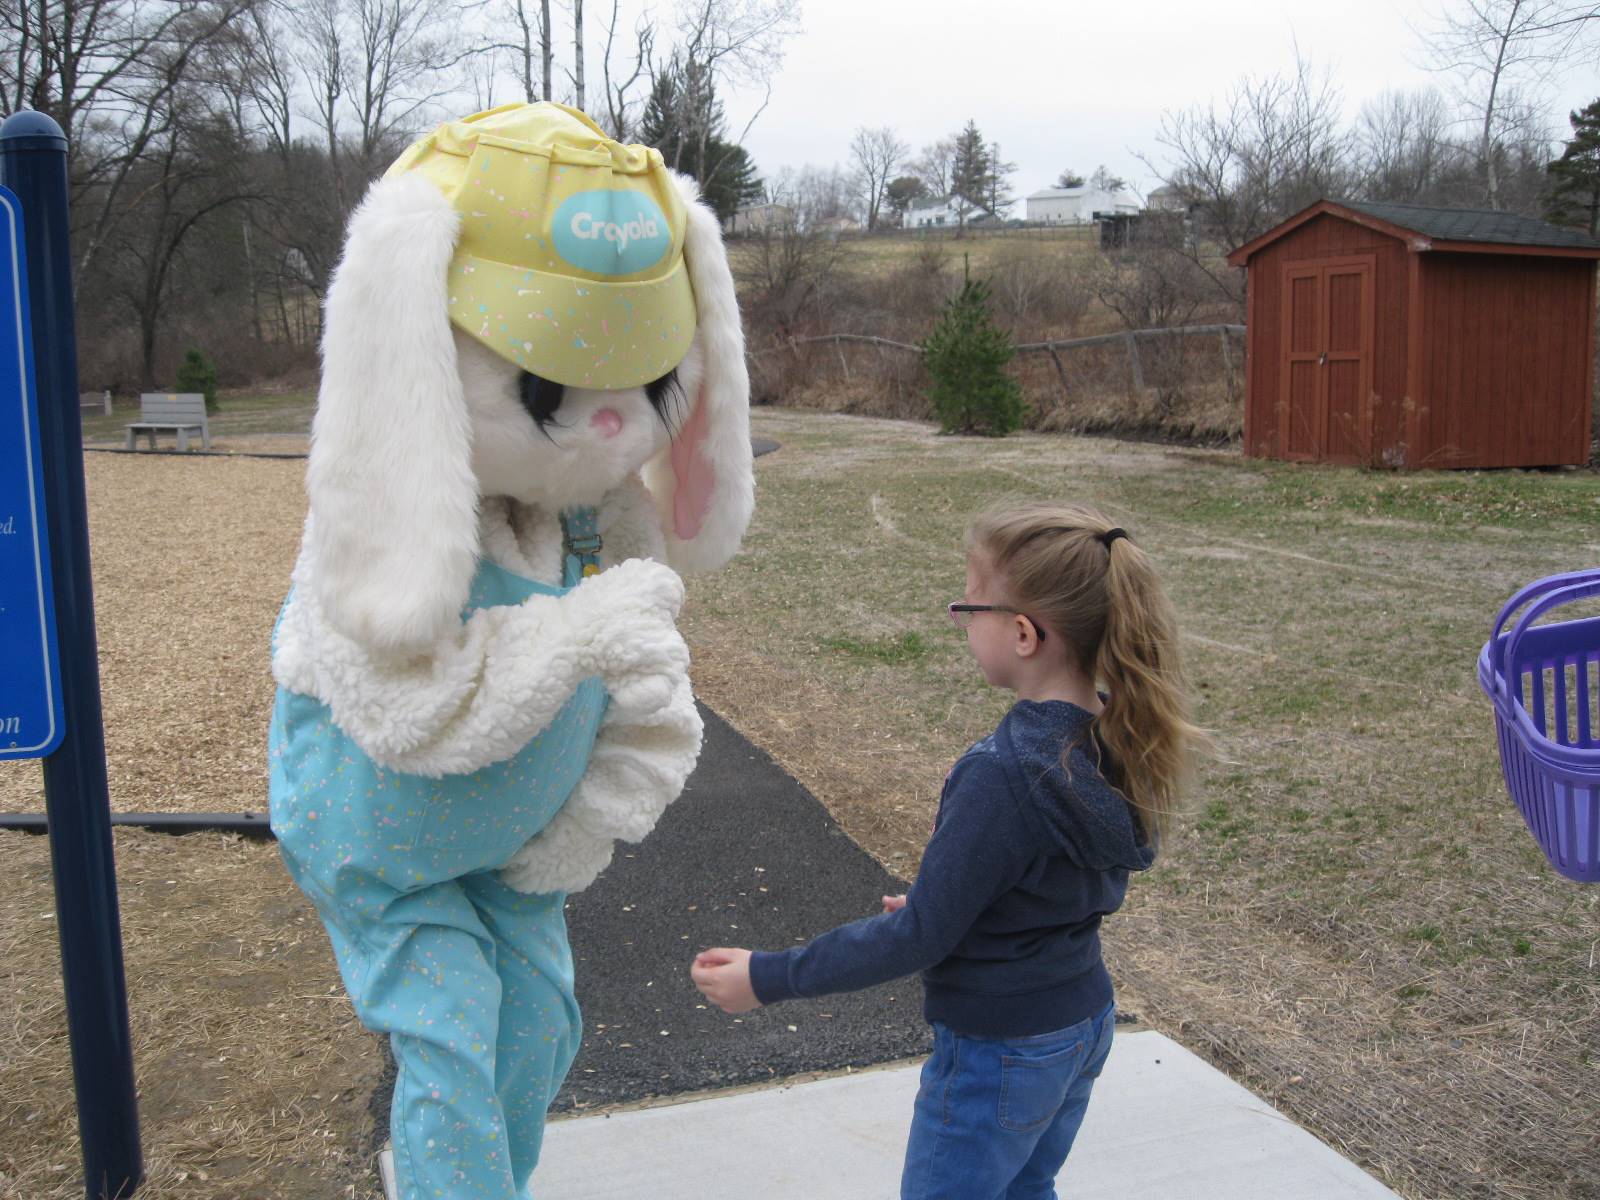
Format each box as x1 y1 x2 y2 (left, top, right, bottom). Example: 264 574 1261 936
968 502 1204 843
1093 531 1202 843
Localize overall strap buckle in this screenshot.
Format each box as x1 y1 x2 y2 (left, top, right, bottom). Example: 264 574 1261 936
560 508 603 581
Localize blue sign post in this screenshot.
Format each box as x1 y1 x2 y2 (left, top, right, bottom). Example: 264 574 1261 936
0 179 64 760
0 110 143 1199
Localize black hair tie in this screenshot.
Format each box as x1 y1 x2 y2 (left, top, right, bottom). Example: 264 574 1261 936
1100 528 1129 548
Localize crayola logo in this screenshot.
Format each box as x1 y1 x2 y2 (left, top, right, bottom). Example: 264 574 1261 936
552 189 672 276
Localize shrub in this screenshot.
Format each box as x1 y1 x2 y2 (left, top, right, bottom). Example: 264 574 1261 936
176 347 219 413
921 260 1023 436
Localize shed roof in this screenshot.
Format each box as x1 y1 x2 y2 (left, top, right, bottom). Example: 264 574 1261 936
1227 198 1600 264
1341 200 1600 249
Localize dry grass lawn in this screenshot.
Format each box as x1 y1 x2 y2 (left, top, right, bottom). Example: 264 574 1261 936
725 223 1103 281
3 409 1598 1198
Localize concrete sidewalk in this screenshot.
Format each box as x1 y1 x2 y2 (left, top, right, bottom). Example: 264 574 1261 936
531 1030 1402 1199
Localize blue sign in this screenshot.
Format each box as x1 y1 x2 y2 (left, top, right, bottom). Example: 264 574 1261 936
0 183 62 760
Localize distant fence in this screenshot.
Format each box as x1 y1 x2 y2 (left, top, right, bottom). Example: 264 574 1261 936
726 222 1103 246
746 323 1245 424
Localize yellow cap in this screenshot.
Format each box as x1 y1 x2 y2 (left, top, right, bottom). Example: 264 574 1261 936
386 102 697 390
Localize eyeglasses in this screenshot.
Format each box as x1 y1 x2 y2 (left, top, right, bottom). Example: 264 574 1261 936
947 603 1046 640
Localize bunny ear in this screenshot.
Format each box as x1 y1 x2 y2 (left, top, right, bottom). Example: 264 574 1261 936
304 174 480 654
641 175 754 574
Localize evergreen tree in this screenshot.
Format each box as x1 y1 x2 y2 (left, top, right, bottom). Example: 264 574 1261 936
884 175 928 224
700 142 763 221
950 120 991 229
176 347 219 413
638 70 682 159
1546 99 1600 236
921 257 1023 436
637 58 763 223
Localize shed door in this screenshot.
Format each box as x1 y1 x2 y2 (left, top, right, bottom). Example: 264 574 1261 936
1279 257 1375 463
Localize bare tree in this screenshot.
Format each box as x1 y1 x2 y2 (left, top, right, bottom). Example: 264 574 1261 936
0 0 258 284
1089 165 1127 192
1146 50 1354 298
1422 0 1574 207
670 0 800 182
296 0 473 220
1355 88 1459 202
912 137 956 198
849 125 907 230
347 0 469 164
986 141 1016 217
733 216 841 338
301 0 349 210
674 0 801 92
489 0 551 103
541 0 553 98
767 162 858 227
597 0 654 138
225 1 298 162
572 0 584 109
101 86 256 384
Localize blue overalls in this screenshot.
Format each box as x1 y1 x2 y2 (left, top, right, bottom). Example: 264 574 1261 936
269 510 608 1200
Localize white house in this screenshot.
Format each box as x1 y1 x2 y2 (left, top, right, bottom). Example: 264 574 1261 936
902 195 967 229
1025 186 1139 225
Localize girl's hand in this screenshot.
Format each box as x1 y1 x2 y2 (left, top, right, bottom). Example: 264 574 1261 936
691 947 760 1014
882 894 907 913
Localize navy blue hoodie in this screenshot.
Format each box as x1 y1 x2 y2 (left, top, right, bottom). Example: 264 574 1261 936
747 700 1156 1037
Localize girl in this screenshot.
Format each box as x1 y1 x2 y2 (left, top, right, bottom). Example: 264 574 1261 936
691 502 1203 1200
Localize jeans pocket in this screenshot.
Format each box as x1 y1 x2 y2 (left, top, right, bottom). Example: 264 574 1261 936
997 1039 1085 1133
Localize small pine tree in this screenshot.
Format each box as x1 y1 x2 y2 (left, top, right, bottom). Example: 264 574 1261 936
176 347 218 414
921 258 1023 436
1546 99 1600 236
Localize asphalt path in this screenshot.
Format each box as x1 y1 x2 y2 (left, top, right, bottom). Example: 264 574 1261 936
369 706 933 1127
556 703 931 1110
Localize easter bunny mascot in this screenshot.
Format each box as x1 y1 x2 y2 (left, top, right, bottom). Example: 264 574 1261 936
266 102 752 1200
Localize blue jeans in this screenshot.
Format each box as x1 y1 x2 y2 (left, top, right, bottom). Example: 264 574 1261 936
901 1001 1116 1200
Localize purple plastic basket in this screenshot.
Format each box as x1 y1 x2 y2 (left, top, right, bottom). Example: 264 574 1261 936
1477 569 1600 883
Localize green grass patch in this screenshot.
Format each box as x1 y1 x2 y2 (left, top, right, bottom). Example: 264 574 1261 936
83 390 315 442
1172 459 1600 532
820 631 933 666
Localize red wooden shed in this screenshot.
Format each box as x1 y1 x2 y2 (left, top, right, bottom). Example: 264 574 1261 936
1227 199 1600 469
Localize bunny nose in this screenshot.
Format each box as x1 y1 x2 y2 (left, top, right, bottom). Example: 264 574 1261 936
590 408 623 438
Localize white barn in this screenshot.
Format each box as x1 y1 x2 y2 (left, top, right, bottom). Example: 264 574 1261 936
1025 186 1139 225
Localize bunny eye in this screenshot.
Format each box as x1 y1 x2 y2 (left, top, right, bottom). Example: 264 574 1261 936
645 368 684 434
517 370 566 436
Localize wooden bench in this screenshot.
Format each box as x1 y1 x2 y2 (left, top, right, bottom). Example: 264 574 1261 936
125 392 211 451
79 389 111 416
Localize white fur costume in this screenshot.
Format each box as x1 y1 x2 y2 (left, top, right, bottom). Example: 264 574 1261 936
273 168 752 892
266 132 751 1200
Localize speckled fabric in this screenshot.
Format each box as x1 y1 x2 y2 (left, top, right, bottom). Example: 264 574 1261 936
384 101 697 390
269 552 608 1199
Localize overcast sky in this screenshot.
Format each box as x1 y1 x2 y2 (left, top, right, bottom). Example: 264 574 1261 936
700 0 1599 206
